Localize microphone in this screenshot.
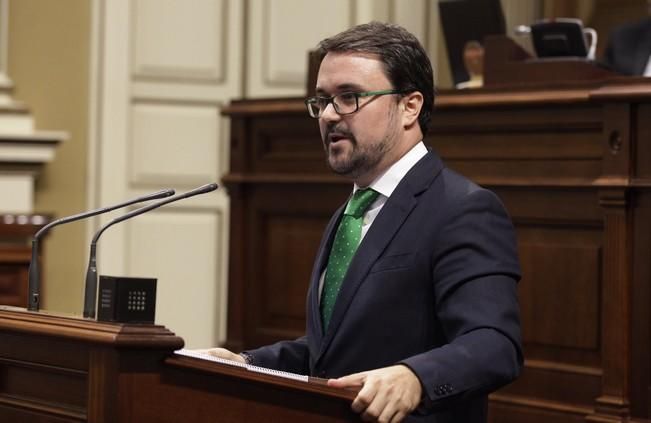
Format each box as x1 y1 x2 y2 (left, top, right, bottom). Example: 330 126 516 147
27 189 176 312
83 182 219 318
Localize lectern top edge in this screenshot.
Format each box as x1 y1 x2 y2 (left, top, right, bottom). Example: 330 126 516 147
0 306 184 350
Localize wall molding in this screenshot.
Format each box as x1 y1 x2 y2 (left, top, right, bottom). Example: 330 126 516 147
131 0 229 84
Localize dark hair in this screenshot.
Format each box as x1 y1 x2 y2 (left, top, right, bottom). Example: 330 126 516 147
318 21 435 136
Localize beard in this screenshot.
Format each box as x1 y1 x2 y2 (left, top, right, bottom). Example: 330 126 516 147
325 131 388 180
323 108 400 181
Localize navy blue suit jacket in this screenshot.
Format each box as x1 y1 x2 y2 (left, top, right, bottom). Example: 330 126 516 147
246 151 522 422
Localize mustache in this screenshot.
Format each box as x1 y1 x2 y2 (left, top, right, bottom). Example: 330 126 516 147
325 125 355 142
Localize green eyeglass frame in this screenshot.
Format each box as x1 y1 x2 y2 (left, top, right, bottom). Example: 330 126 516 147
304 89 402 118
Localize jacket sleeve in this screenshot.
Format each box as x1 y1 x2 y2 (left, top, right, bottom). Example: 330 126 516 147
243 336 310 375
400 187 523 411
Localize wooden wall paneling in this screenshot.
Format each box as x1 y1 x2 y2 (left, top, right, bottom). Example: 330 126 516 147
245 183 346 346
594 89 651 423
223 178 245 352
222 113 252 358
630 101 651 419
223 99 349 349
489 399 589 423
587 187 632 422
584 101 633 422
631 191 651 419
249 115 325 174
228 116 248 175
429 98 605 185
429 94 609 421
519 226 601 349
635 103 651 180
500 187 604 418
601 103 632 178
496 187 603 224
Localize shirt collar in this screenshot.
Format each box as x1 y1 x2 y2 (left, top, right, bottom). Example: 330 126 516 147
353 141 428 198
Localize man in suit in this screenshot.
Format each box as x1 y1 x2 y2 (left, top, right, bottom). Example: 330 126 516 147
203 22 522 422
603 6 651 76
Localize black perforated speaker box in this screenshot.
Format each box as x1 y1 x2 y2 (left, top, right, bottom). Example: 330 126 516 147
97 275 157 323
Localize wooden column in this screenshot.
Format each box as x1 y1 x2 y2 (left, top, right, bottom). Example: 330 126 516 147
589 188 632 422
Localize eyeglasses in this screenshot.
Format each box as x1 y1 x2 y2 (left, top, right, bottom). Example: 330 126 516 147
304 89 402 119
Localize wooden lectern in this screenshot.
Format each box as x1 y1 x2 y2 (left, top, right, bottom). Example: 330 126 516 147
0 307 356 422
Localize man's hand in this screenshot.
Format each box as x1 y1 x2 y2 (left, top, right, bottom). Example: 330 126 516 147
327 364 422 423
193 347 246 364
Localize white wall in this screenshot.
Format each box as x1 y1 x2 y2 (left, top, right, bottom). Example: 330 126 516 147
245 0 441 97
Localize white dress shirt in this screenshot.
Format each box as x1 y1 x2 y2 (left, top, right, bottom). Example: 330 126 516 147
354 141 428 240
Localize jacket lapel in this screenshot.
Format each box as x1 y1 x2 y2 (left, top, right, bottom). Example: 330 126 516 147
306 201 347 349
315 151 444 361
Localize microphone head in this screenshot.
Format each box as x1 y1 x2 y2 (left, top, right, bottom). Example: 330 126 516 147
158 188 176 198
193 182 219 194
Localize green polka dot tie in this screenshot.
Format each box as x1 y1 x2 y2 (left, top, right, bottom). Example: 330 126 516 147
321 188 380 330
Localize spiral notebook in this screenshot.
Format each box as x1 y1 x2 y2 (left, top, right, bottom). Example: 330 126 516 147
175 349 309 383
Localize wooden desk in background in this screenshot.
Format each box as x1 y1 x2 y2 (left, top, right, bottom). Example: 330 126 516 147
0 214 49 308
221 76 651 423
